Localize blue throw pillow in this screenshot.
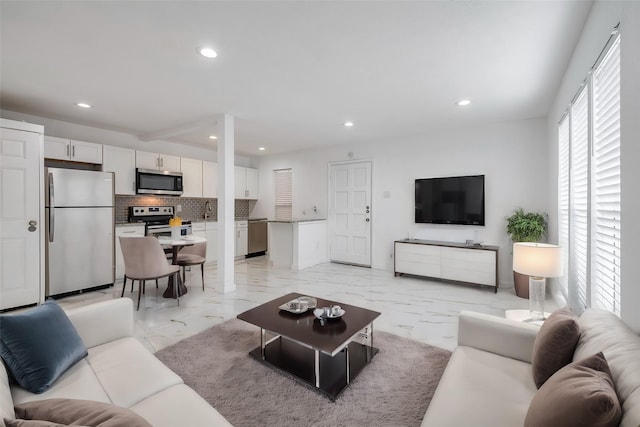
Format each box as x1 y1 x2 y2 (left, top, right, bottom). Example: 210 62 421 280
0 300 88 394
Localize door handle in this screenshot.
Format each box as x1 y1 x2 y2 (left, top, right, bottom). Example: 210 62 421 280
28 220 37 232
366 218 370 222
49 172 55 242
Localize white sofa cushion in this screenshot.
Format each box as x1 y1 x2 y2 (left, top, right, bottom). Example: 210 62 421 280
421 346 537 427
11 358 110 406
130 384 233 427
87 337 182 408
66 298 134 349
574 309 640 427
458 311 539 363
0 363 15 426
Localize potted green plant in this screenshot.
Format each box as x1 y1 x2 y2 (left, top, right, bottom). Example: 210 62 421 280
506 208 548 298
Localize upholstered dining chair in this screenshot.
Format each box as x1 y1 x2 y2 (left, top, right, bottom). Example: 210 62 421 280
119 236 181 310
175 241 206 291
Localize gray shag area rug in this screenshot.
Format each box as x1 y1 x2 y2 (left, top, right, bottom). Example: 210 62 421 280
155 319 451 427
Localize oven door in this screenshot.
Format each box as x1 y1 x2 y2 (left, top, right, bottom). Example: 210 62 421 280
136 168 183 196
146 224 192 238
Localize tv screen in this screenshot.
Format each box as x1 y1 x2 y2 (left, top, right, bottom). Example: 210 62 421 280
415 175 485 225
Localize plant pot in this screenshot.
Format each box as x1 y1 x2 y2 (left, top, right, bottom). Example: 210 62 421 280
513 271 530 299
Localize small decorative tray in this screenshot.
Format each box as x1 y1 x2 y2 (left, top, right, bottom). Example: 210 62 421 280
279 296 317 314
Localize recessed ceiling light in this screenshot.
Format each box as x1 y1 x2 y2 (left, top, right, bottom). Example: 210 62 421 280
258 147 266 151
208 135 217 140
76 102 91 108
456 99 471 106
344 121 354 127
199 47 217 58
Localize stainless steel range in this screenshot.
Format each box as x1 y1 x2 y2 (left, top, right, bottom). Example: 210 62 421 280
128 206 192 237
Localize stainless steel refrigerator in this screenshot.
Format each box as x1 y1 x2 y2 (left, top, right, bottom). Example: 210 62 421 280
45 168 114 296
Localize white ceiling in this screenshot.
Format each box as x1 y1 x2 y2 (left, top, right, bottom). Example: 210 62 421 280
0 1 593 156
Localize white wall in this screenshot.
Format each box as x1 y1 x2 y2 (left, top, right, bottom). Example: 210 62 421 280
0 109 253 166
546 1 640 332
253 117 549 285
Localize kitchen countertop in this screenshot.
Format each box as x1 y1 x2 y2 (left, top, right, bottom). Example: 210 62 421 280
115 222 146 227
117 218 259 225
268 218 327 223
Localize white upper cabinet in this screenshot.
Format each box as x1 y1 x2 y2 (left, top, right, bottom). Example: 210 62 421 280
246 167 258 199
136 150 180 171
44 136 103 164
102 146 136 195
203 161 218 198
234 166 247 199
234 166 258 200
181 157 203 197
135 150 159 170
44 136 69 160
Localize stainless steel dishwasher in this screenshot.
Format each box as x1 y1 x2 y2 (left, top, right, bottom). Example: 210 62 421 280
247 219 268 257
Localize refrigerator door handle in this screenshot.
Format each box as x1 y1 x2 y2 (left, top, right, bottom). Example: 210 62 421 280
49 172 55 242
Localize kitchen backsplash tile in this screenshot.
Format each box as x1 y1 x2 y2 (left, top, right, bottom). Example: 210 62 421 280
115 196 250 223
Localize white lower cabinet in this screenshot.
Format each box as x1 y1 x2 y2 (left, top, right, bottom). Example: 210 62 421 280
394 240 498 291
235 221 248 257
194 222 217 264
115 225 145 281
394 243 441 278
205 222 217 264
440 247 496 286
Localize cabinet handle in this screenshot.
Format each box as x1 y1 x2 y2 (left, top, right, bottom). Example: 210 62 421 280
66 144 70 156
160 157 164 168
72 145 75 157
122 230 137 234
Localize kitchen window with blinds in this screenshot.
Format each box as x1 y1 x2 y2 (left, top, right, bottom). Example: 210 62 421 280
558 28 621 316
274 169 292 221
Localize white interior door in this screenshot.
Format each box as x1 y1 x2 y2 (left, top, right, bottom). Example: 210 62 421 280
329 161 372 266
1 126 43 309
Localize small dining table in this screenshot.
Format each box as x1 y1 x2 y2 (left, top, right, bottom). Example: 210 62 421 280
157 235 207 299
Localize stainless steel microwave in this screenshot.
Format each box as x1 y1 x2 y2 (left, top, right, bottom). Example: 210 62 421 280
136 168 183 196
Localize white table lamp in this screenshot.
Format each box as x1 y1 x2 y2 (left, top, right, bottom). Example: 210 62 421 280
513 243 563 321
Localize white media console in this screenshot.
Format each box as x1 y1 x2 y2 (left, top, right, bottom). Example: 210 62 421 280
394 239 499 292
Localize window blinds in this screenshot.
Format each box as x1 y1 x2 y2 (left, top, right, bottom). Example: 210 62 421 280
591 35 621 315
570 86 589 311
274 169 292 221
558 115 570 299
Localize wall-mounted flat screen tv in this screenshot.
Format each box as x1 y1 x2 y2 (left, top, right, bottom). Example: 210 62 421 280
415 175 485 225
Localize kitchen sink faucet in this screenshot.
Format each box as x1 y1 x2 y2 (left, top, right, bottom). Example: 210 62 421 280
204 200 213 220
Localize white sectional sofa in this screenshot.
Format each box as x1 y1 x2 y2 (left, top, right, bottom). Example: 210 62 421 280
1 298 232 427
422 309 640 427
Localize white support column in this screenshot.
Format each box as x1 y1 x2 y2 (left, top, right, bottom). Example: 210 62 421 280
217 114 236 294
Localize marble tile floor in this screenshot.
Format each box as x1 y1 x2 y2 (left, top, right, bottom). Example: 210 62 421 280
56 256 558 354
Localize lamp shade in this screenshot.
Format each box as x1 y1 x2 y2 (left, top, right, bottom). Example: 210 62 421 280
513 243 563 278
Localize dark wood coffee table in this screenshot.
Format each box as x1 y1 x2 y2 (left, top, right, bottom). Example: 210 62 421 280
237 292 381 400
